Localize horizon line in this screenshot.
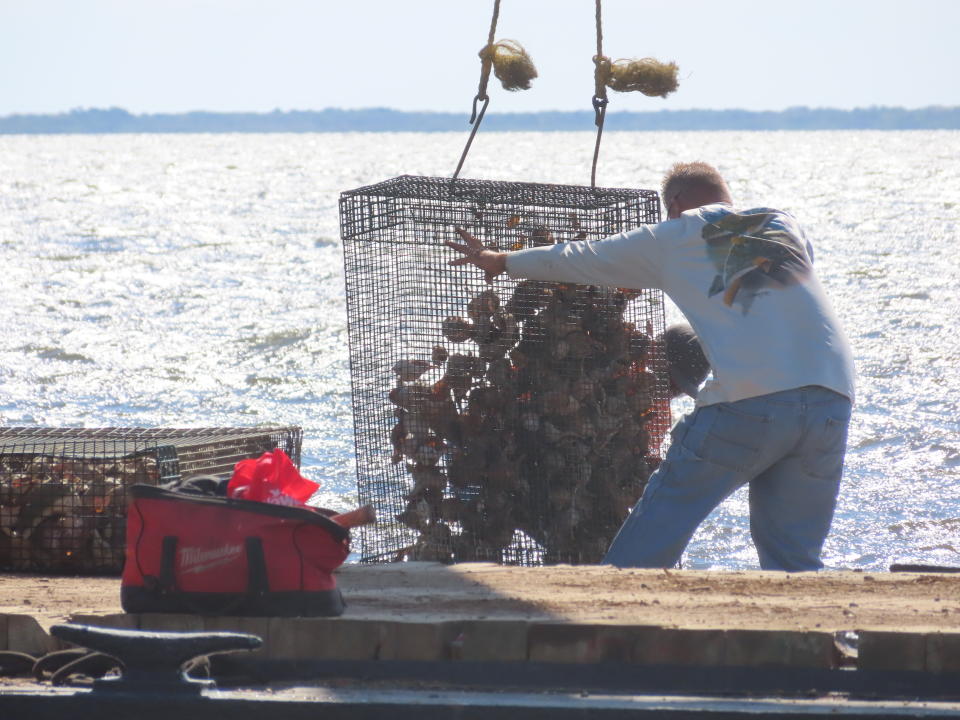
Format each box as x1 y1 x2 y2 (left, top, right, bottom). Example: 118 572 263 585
2 104 958 118
3 105 956 134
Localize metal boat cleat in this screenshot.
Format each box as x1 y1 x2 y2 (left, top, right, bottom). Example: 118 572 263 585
49 623 262 695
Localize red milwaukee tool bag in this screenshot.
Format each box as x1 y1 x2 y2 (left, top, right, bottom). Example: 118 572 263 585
121 484 350 617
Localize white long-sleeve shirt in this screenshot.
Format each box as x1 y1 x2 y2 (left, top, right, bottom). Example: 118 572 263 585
506 203 855 407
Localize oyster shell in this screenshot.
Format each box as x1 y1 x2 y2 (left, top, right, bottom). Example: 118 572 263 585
442 316 475 343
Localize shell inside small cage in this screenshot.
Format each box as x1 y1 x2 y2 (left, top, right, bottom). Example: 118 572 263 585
340 175 672 565
0 426 302 573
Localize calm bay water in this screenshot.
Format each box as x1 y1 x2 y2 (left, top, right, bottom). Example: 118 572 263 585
1 130 958 570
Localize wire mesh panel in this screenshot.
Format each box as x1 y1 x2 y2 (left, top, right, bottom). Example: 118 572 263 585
340 175 670 565
0 426 302 573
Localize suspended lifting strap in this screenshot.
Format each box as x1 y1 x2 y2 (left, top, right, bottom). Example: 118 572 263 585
452 0 501 180
591 0 610 188
591 0 679 187
452 1 538 180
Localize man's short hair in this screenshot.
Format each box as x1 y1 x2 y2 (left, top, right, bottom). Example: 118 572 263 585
661 162 730 207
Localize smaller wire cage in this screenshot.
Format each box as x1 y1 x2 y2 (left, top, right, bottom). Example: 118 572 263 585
341 175 672 566
0 426 302 573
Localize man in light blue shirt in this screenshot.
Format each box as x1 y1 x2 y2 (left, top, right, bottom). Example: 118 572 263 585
448 162 854 571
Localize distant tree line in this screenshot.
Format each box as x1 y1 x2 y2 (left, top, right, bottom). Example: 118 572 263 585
1 105 957 134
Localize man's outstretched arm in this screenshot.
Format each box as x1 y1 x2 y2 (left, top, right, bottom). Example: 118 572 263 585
447 225 665 290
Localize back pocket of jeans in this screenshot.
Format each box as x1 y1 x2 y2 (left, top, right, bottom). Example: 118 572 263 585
682 404 771 471
802 415 850 479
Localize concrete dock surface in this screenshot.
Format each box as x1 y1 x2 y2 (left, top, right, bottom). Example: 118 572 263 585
2 563 959 672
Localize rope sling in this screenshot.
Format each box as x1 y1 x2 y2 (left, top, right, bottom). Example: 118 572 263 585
453 0 679 186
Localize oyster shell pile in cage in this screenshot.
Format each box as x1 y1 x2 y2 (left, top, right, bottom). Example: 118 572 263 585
390 269 662 564
0 455 157 571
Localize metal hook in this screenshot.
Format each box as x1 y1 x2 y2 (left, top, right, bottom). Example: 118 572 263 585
454 95 491 180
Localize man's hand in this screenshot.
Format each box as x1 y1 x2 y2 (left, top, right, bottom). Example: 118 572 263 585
446 227 507 285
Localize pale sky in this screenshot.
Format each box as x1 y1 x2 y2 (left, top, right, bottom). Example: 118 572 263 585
1 0 957 116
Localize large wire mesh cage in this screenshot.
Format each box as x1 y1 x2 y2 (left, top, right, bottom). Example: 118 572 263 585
340 175 671 565
0 426 302 573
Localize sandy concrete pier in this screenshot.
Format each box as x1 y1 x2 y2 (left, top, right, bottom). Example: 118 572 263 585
2 563 959 672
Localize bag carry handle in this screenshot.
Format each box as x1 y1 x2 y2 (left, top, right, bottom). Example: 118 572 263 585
146 535 270 616
244 537 270 596
159 535 178 590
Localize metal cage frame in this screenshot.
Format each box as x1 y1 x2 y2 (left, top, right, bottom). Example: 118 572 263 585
341 175 669 565
0 426 302 573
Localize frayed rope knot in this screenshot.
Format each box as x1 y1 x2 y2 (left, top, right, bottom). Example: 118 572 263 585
593 54 612 99
601 56 679 98
593 55 612 84
479 39 538 92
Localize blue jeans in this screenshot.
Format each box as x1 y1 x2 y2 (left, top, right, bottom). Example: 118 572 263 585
602 386 852 571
